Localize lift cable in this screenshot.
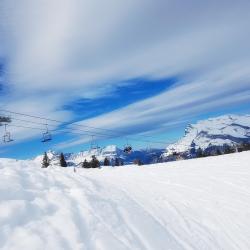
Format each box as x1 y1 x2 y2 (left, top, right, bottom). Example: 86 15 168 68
1 109 195 147
5 123 174 146
0 109 166 141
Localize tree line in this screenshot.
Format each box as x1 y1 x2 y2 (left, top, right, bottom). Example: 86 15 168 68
196 142 250 158
41 152 143 168
42 152 101 168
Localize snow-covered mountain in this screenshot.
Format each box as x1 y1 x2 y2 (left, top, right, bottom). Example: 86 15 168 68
68 145 123 164
35 145 164 166
34 114 250 164
163 114 250 158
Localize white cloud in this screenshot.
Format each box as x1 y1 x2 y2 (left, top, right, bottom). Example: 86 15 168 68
0 0 250 146
61 62 250 147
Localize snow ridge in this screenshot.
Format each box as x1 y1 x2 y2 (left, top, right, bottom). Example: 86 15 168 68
164 114 250 156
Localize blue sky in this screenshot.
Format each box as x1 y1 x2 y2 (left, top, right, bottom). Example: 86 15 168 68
0 0 250 159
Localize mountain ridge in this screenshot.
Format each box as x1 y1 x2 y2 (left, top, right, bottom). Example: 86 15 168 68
34 114 250 165
162 114 250 158
34 145 164 166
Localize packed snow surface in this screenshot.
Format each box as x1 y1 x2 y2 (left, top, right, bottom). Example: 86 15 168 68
1 152 250 250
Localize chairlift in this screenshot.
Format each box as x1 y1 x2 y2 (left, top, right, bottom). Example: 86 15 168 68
123 139 132 154
41 123 52 143
3 124 13 143
90 135 99 150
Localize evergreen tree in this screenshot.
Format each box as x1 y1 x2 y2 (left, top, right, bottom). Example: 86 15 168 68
216 149 222 155
224 145 235 154
115 158 120 166
240 142 250 151
59 153 67 167
133 159 143 166
42 152 50 168
137 159 143 166
90 155 100 168
103 157 110 166
196 147 203 158
82 159 90 168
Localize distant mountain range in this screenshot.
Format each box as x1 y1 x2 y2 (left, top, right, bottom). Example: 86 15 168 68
34 145 164 166
34 114 250 165
162 114 250 159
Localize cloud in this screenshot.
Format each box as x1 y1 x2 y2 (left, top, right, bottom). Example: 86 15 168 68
0 0 250 147
57 61 250 148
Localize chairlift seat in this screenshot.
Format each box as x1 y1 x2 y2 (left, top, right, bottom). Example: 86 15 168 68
41 132 52 143
3 132 13 143
124 146 132 154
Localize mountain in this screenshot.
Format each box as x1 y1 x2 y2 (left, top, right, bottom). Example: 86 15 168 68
35 146 164 166
68 145 164 165
162 114 250 159
34 114 250 165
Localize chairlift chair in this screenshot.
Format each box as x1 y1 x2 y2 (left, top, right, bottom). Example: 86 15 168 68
123 138 132 154
124 145 132 154
90 135 99 150
41 131 52 142
3 132 14 143
41 123 52 143
3 124 13 143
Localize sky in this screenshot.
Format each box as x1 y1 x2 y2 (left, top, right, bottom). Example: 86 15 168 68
0 0 250 159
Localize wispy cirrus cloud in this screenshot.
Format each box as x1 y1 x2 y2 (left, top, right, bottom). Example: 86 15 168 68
0 0 250 148
56 62 250 148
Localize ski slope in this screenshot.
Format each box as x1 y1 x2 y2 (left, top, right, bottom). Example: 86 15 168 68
1 152 250 250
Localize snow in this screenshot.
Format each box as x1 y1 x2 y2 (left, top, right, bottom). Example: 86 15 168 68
164 114 250 156
1 152 250 249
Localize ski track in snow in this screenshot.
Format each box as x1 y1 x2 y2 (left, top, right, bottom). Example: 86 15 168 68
0 152 250 250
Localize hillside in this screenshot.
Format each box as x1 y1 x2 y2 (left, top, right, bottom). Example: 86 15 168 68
1 152 250 249
163 114 250 157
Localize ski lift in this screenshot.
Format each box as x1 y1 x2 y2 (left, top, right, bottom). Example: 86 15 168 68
41 123 52 143
90 135 100 150
3 124 13 143
123 139 132 154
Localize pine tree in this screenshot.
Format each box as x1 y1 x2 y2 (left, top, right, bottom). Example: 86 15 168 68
103 157 110 166
240 142 250 152
196 147 203 158
42 152 50 168
90 155 100 168
82 159 90 168
115 158 120 166
59 153 67 167
137 159 143 166
133 159 143 166
224 145 235 154
216 149 222 155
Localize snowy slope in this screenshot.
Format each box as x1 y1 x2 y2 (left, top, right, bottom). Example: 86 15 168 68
1 152 250 249
163 114 250 157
